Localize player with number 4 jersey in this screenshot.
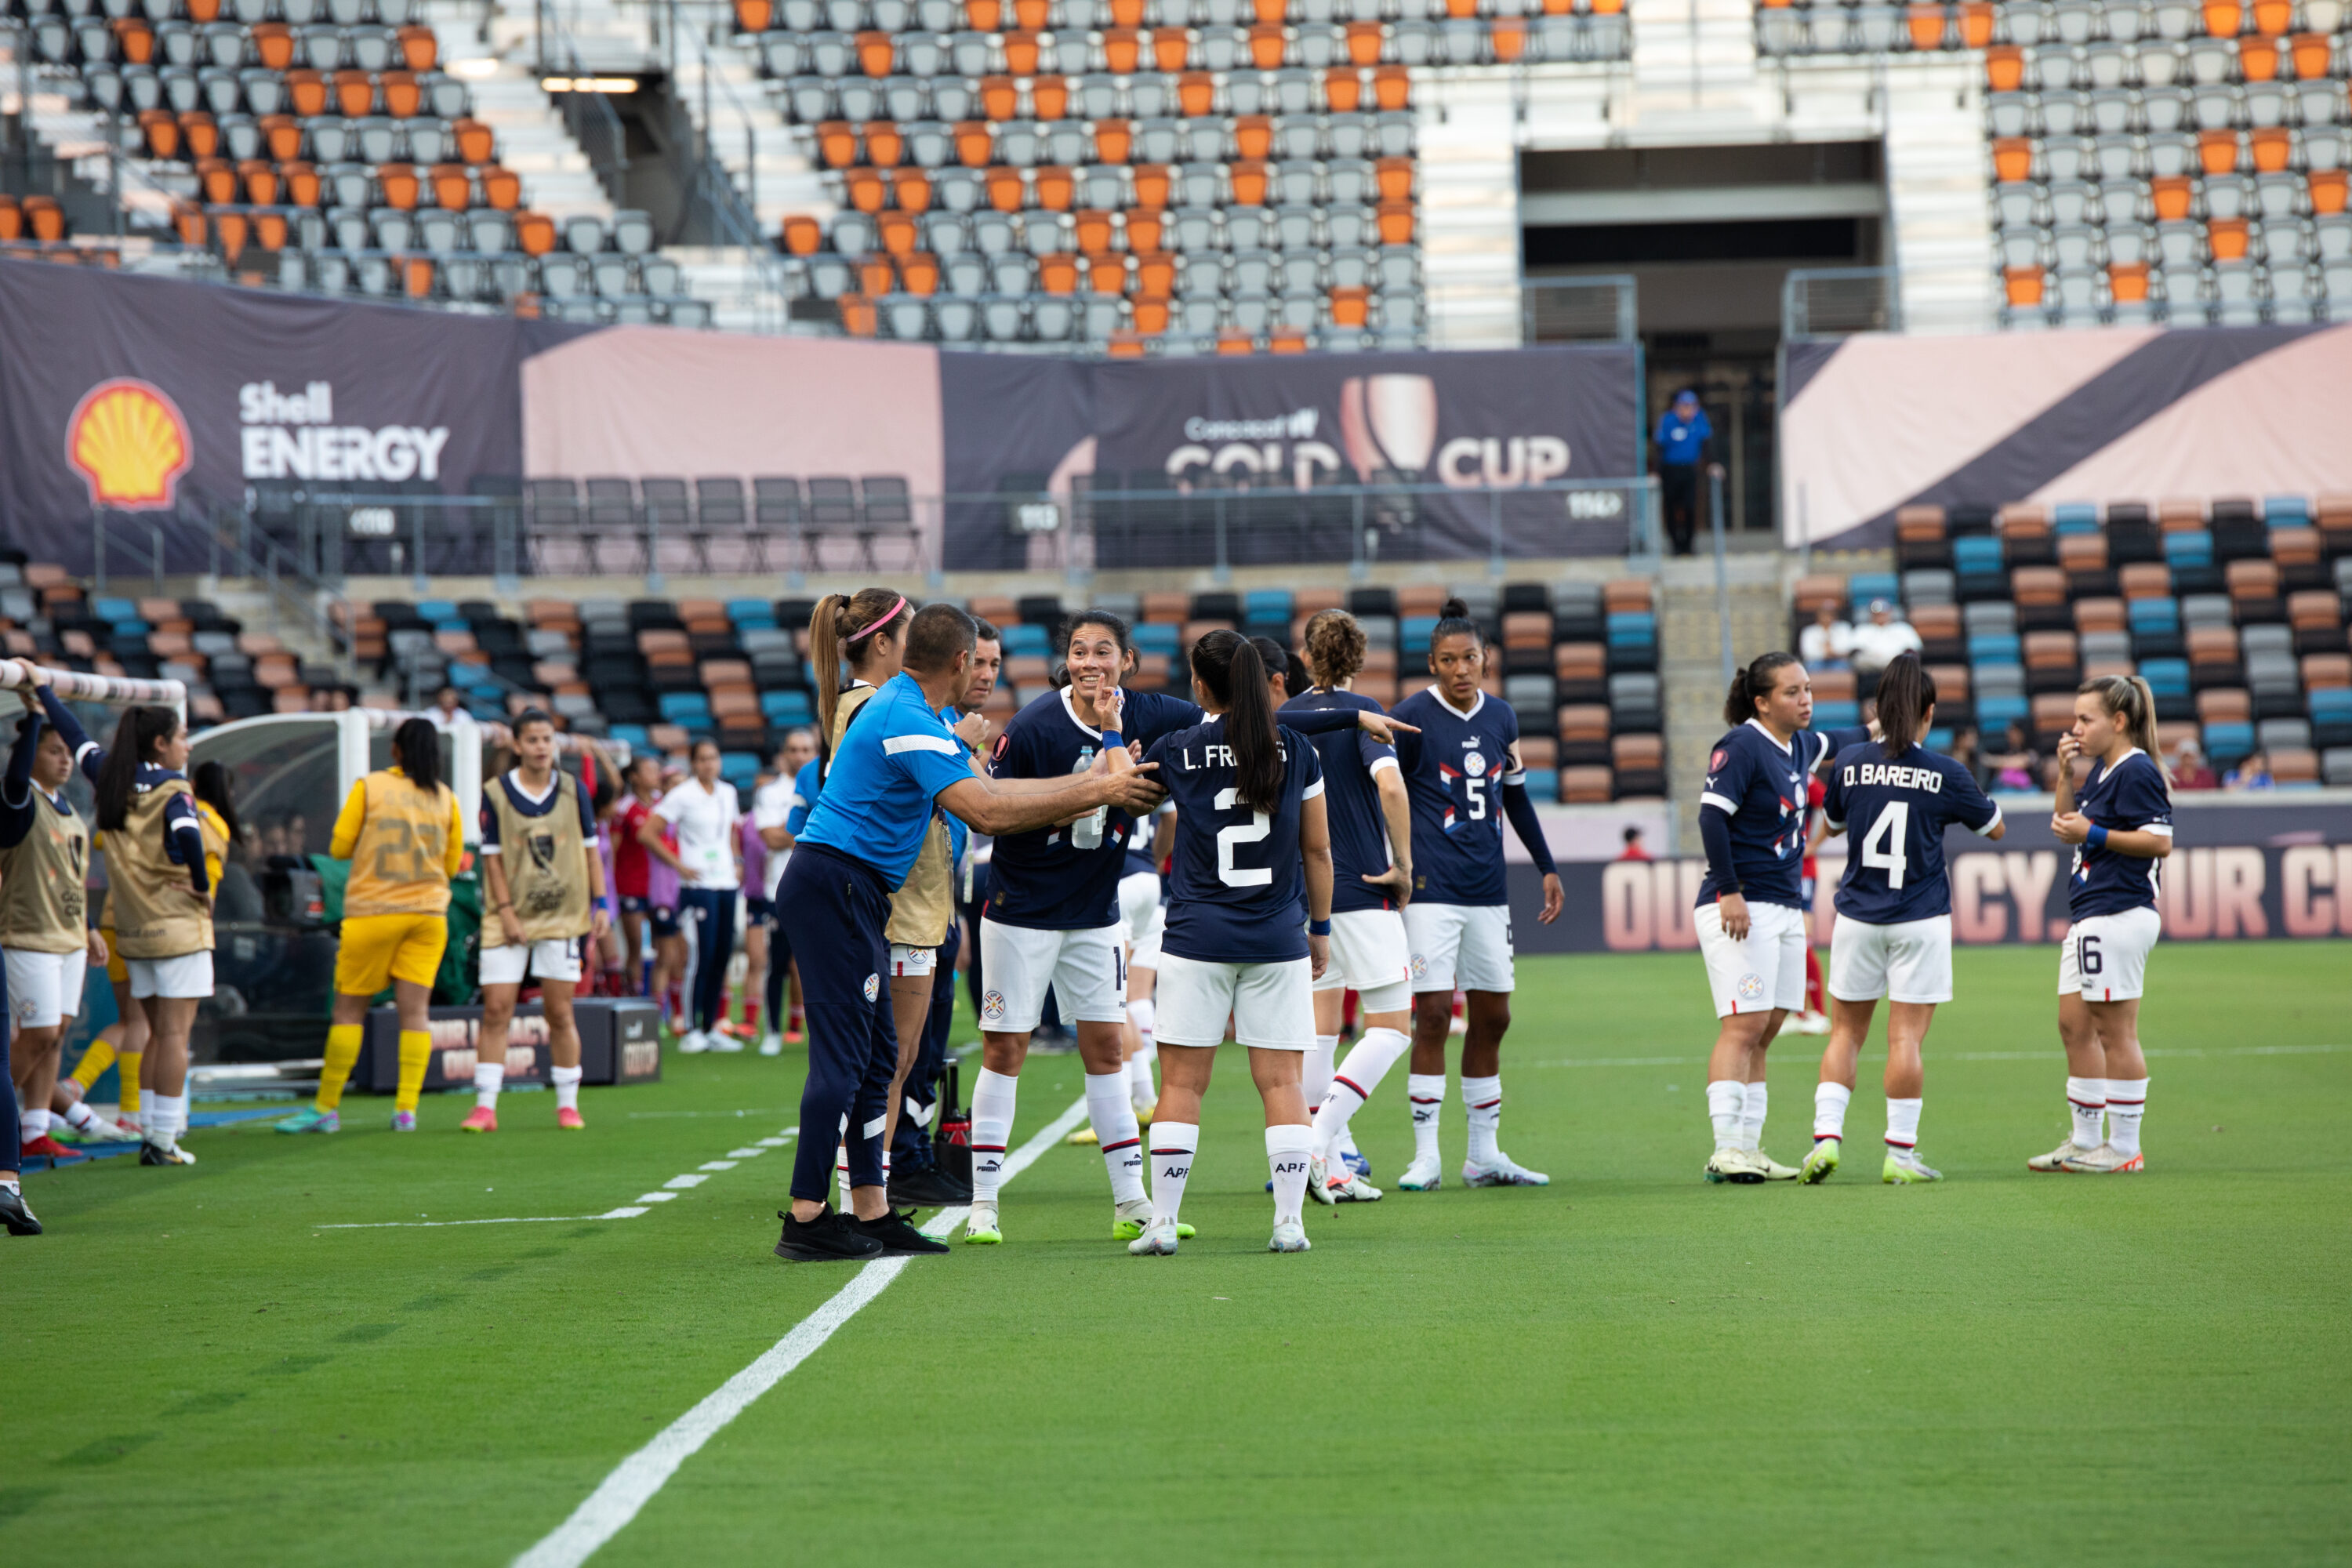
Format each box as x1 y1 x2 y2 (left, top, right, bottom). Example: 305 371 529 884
1802 655 2004 1185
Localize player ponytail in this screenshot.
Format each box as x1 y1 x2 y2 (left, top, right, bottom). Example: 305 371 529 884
1303 608 1366 688
193 759 244 847
2080 673 2169 788
94 705 183 832
1874 652 1936 758
1722 651 1800 727
390 716 442 797
1191 629 1283 814
811 586 911 763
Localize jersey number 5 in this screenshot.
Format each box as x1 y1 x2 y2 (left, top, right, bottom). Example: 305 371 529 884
1212 786 1271 887
1464 775 1486 820
1860 800 1909 889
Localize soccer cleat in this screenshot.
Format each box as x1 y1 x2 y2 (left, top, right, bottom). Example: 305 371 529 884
1307 1152 1338 1206
1750 1148 1800 1181
459 1106 499 1134
390 1111 417 1132
1882 1147 1944 1184
1463 1152 1551 1187
773 1207 886 1263
1065 1126 1099 1145
61 1116 138 1145
1785 1010 1831 1036
0 1184 41 1235
1397 1152 1443 1191
855 1207 952 1256
140 1140 196 1166
758 1033 784 1058
1326 1171 1384 1203
1704 1147 1764 1185
1127 1218 1183 1256
275 1107 339 1135
705 1032 744 1054
2027 1138 2091 1172
114 1116 143 1137
1112 1200 1192 1240
962 1203 1003 1244
1341 1148 1372 1180
20 1134 87 1163
2059 1142 2145 1174
1267 1220 1312 1253
1800 1137 1842 1184
556 1107 586 1131
677 1030 710 1054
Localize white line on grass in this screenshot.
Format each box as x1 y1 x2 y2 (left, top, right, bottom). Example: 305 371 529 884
513 1094 1091 1568
314 1131 801 1229
1528 1044 2350 1069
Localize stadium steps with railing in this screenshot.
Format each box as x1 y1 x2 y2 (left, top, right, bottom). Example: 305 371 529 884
1660 552 1787 855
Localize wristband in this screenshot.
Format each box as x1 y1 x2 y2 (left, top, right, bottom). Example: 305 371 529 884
1308 917 1332 936
2085 823 2108 849
1100 729 1123 750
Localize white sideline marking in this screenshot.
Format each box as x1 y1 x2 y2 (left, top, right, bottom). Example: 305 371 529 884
636 1192 677 1203
662 1174 709 1189
725 1147 764 1158
314 1214 614 1230
1529 1043 2351 1069
601 1207 652 1219
514 1095 1091 1568
698 1160 739 1171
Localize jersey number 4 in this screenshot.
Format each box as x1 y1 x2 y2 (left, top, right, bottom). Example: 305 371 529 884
1212 786 1271 887
1860 800 1909 889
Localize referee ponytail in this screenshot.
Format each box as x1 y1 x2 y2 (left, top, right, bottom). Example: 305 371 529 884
811 586 911 762
1874 652 1936 758
1191 629 1283 815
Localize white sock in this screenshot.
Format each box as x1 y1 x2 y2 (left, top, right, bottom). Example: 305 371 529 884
1740 1080 1768 1152
1313 1026 1410 1160
149 1093 187 1145
550 1064 583 1113
1149 1120 1200 1229
1304 1034 1337 1121
1085 1071 1146 1206
1706 1080 1747 1152
64 1099 104 1133
474 1062 504 1111
1127 997 1154 1053
1461 1074 1501 1166
1407 1072 1445 1164
1266 1123 1314 1228
2106 1077 2147 1157
970 1065 1018 1207
1885 1097 1922 1151
1126 1046 1156 1112
1813 1082 1851 1142
2067 1076 2107 1148
21 1108 50 1142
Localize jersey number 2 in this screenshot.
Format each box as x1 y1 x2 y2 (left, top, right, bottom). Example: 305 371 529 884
1212 786 1271 887
1860 800 1909 889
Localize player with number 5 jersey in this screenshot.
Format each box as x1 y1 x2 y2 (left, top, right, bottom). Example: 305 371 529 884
1802 655 2004 1185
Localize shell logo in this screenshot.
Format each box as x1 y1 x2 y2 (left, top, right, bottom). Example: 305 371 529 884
65 378 193 510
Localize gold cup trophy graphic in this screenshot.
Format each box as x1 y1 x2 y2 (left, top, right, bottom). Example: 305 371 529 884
67 378 194 510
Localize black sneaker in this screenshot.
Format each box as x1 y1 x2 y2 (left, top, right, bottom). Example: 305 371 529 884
855 1207 952 1257
0 1184 41 1236
773 1207 885 1263
887 1163 973 1209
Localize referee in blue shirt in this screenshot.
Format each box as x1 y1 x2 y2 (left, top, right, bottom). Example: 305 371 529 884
1654 389 1715 557
774 601 1167 1262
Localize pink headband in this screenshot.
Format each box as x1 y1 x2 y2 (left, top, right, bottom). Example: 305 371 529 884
851 596 906 644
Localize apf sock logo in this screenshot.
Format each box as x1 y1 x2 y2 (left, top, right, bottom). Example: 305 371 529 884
66 379 192 510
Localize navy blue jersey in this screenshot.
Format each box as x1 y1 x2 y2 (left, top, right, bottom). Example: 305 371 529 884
1389 689 1522 906
1696 720 1871 909
1281 687 1399 915
1819 741 2002 924
2068 748 2172 917
983 687 1160 930
1142 718 1324 964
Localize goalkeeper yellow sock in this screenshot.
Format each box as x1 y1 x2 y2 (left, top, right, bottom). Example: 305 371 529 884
69 1037 116 1094
394 1029 431 1114
316 1025 364 1112
118 1050 143 1118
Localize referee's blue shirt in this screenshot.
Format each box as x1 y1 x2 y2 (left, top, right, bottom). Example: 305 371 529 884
798 673 975 885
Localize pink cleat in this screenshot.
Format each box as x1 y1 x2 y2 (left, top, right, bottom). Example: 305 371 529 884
459 1105 498 1134
390 1110 417 1132
556 1106 586 1131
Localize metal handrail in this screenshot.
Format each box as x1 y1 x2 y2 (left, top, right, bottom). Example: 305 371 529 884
1783 265 1902 339
535 2 632 198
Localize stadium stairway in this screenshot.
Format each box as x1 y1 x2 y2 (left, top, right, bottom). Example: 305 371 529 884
1661 550 1787 852
451 0 623 222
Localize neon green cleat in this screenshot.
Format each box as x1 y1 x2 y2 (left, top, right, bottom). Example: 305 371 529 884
1112 1201 1193 1240
962 1204 1003 1244
275 1107 339 1134
1065 1127 1098 1145
1882 1148 1944 1184
1800 1137 1841 1184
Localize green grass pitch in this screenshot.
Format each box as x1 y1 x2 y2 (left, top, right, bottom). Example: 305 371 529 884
5 942 2347 1566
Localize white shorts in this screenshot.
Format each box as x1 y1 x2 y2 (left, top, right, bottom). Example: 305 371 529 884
1118 870 1160 949
127 949 213 1000
888 942 936 978
479 937 584 988
5 946 89 1029
1311 908 1414 1013
2059 906 2161 1002
1128 902 1167 971
978 917 1127 1033
1828 913 1953 1006
1154 951 1316 1051
1403 902 1514 994
1695 899 1807 1018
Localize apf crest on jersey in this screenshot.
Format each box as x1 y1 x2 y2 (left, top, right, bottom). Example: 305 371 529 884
863 973 880 1003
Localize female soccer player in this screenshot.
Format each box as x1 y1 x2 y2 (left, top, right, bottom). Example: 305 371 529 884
772 601 1162 1262
1283 609 1415 1203
277 717 463 1135
1127 631 1333 1256
750 727 817 1054
1 676 117 1162
641 739 742 1054
81 691 220 1165
463 709 609 1132
1693 652 1872 1184
2029 673 2172 1174
1802 655 2003 1185
614 753 677 1000
968 609 1411 1245
1387 600 1563 1192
